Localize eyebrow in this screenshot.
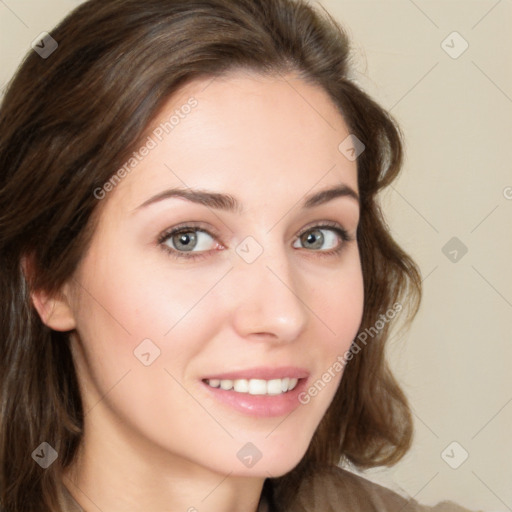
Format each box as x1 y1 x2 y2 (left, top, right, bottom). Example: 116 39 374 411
135 183 359 214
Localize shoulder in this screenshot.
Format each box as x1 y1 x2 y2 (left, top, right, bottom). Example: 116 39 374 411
281 464 481 512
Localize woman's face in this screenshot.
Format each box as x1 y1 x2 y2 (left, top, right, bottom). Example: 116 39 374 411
62 70 364 478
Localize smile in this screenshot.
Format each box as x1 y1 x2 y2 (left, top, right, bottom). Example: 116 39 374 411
203 377 299 395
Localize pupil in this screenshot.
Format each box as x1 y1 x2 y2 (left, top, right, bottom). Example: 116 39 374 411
174 231 196 251
304 229 323 249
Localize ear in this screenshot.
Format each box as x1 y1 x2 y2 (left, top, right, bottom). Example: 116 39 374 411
31 286 77 331
21 255 77 332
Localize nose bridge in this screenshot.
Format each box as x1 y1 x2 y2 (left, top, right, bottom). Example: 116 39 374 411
229 236 309 341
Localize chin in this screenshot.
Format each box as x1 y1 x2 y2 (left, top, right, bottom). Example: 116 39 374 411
222 437 312 479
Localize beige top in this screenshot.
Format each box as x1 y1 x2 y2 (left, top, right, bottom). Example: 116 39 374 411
62 464 481 512
271 465 482 512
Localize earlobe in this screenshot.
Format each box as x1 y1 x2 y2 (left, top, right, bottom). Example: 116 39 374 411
21 255 77 332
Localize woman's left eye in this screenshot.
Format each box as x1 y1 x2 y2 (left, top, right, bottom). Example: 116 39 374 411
158 223 352 261
292 225 351 255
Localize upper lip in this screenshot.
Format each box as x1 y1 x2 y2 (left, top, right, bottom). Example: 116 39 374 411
202 366 310 381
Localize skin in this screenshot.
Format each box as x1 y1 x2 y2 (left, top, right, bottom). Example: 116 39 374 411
33 70 364 512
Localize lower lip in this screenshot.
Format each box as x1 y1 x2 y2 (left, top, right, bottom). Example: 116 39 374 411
201 378 308 418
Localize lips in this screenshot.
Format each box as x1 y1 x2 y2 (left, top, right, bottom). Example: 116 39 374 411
199 366 311 416
200 369 310 417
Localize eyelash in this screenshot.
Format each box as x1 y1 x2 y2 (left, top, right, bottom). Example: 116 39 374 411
157 221 355 262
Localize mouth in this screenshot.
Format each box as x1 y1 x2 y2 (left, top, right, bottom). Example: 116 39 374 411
199 367 310 417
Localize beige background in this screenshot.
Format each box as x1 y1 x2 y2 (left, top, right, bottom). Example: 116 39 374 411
1 1 511 511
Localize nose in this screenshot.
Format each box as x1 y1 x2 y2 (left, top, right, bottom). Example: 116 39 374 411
228 244 309 343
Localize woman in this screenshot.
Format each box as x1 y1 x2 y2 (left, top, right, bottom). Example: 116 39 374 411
0 0 479 511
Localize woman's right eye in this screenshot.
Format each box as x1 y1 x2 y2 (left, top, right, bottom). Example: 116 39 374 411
158 226 220 261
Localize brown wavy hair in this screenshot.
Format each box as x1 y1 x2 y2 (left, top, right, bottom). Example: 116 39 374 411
0 0 421 510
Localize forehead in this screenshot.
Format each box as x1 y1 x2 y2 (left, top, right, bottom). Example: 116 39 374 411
105 70 358 212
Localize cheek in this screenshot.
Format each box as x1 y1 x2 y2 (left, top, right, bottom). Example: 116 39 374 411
69 257 229 446
76 243 222 336
71 249 228 388
314 257 365 349
294 257 364 409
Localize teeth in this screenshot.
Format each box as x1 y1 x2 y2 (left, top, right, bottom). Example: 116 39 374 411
205 377 299 395
220 379 233 390
233 379 249 393
266 379 282 395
